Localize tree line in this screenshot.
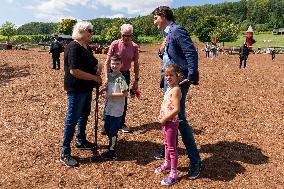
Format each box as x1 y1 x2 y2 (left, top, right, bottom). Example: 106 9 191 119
1 0 283 44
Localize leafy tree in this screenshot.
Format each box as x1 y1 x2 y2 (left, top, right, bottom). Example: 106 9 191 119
57 19 77 35
0 21 17 41
17 22 57 35
194 15 219 42
101 25 120 44
212 21 239 46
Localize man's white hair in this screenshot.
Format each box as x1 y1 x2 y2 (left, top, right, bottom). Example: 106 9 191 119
72 21 93 40
120 24 133 33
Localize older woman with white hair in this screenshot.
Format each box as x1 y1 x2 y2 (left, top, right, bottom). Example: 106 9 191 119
102 23 139 136
60 21 102 167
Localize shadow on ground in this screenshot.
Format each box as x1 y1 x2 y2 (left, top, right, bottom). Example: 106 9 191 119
0 63 30 86
195 141 269 181
132 122 203 136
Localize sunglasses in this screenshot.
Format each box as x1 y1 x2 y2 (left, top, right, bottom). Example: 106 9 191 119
122 34 132 37
87 29 93 34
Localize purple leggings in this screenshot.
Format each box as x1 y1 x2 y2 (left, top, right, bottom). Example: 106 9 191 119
163 121 179 175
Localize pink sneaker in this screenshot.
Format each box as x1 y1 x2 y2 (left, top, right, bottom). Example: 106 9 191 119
154 165 171 174
161 176 178 186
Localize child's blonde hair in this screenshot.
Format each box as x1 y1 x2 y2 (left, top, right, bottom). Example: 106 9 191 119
164 63 182 80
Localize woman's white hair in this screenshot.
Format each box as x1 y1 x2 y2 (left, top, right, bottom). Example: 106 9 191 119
72 21 93 40
120 24 133 33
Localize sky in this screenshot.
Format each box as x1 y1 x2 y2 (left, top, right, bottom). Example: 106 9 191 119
0 0 240 27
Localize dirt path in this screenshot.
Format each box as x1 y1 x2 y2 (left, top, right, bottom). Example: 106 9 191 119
0 46 283 188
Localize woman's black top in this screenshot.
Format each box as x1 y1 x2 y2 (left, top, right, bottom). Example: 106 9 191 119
64 41 98 93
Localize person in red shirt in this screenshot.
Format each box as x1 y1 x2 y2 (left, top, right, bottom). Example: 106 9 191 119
103 24 139 133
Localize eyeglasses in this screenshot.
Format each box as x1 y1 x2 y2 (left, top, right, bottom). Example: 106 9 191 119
87 29 93 34
122 34 132 38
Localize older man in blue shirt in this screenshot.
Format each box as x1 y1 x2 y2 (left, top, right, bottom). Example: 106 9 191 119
153 6 201 180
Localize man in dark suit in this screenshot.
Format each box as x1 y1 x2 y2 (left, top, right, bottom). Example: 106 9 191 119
152 6 201 180
49 34 63 70
239 43 249 69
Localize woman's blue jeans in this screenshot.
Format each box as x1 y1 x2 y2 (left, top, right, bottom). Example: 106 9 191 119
62 92 92 155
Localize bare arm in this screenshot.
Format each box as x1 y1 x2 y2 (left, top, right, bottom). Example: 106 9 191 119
70 69 102 84
108 91 128 99
160 87 181 125
132 59 139 90
104 55 111 82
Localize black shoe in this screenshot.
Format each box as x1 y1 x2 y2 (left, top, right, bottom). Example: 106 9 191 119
154 150 165 160
75 139 93 150
101 130 107 135
119 124 131 133
60 154 78 167
101 150 117 160
188 162 202 180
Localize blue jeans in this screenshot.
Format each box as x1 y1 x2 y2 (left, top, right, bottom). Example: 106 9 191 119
62 92 92 155
164 82 201 166
104 115 122 150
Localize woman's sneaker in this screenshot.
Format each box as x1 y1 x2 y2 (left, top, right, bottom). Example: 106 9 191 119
154 165 171 174
161 176 178 186
75 139 93 150
60 154 78 167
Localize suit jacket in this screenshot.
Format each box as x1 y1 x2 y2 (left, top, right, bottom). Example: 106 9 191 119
166 23 199 85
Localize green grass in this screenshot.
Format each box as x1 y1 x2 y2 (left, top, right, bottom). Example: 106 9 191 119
223 33 284 47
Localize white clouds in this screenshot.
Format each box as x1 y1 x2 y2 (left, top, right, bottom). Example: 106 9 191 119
101 14 125 19
26 0 94 21
95 0 173 15
22 0 172 22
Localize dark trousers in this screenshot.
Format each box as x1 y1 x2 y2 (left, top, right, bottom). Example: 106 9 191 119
52 54 60 69
104 115 122 151
205 51 210 58
120 71 130 128
272 54 275 60
239 55 247 68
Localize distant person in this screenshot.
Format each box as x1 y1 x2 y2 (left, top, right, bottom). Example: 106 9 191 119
239 43 249 69
204 43 211 58
60 21 102 167
271 48 276 61
99 55 128 160
155 64 181 186
103 24 139 133
49 34 63 70
211 44 217 62
152 6 201 180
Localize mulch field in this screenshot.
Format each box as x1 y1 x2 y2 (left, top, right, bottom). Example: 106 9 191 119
0 44 283 189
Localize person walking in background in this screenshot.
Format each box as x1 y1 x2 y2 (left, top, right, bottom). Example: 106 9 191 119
239 43 249 69
204 43 211 58
211 44 217 62
152 6 201 180
99 55 128 160
60 21 102 167
103 24 139 133
49 34 63 70
155 64 181 186
271 48 276 61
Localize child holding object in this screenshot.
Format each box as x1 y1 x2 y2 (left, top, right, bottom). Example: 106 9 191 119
155 64 182 186
99 55 128 160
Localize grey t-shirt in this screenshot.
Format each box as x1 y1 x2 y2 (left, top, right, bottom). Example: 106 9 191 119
104 72 128 117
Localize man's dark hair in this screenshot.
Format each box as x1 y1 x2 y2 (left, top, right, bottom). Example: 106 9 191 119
152 6 175 22
110 54 122 62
